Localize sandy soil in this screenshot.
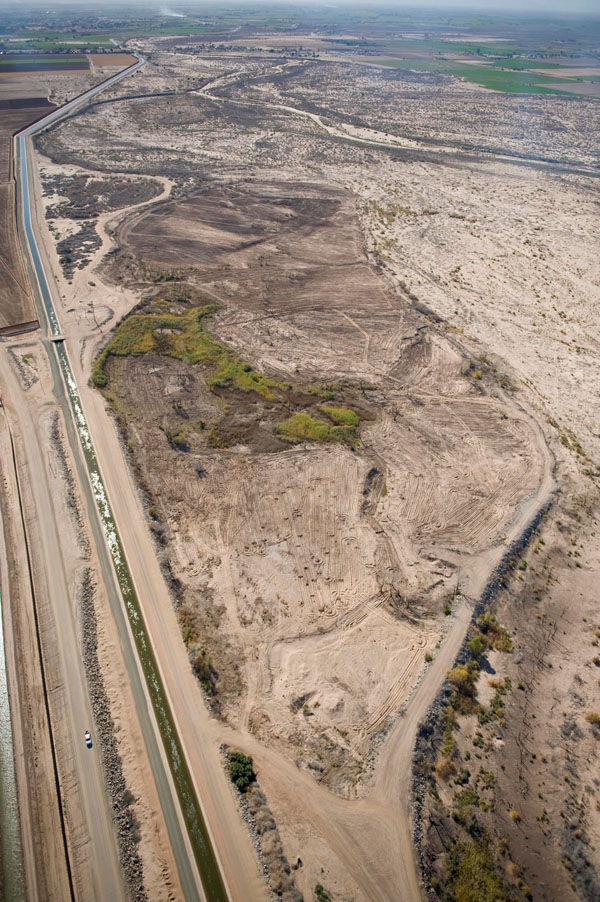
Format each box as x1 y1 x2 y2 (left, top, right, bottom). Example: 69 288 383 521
539 82 600 97
88 53 137 71
0 67 190 901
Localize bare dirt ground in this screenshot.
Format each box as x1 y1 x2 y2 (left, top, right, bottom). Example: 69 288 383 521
31 44 599 901
88 53 137 73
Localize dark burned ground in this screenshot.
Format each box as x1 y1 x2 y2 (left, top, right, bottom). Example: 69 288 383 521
42 172 162 220
95 172 541 779
94 172 391 467
40 171 162 280
118 182 367 269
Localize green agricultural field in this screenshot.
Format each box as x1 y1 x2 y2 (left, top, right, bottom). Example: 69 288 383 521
375 56 591 95
0 54 89 72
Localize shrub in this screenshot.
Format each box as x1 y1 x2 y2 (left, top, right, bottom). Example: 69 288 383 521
448 665 474 693
315 885 331 902
168 431 189 451
477 611 513 653
228 751 256 793
92 368 107 388
448 662 480 712
191 649 217 695
455 768 471 786
442 706 456 757
444 835 513 902
468 635 485 659
585 712 599 725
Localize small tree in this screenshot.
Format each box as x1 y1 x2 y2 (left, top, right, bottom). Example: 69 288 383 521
228 751 256 792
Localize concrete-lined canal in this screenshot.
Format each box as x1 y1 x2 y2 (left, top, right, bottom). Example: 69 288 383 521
14 62 228 902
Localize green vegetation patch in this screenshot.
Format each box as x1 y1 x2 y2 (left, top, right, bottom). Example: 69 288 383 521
320 405 360 427
93 303 283 399
275 411 359 445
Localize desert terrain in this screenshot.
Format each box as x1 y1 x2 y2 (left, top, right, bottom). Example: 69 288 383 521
0 2 597 899
20 26 597 901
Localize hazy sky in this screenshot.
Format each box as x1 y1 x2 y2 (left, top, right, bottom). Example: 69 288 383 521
2 0 599 14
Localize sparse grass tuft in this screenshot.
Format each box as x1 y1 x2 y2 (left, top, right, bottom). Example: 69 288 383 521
307 384 337 400
320 405 360 427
